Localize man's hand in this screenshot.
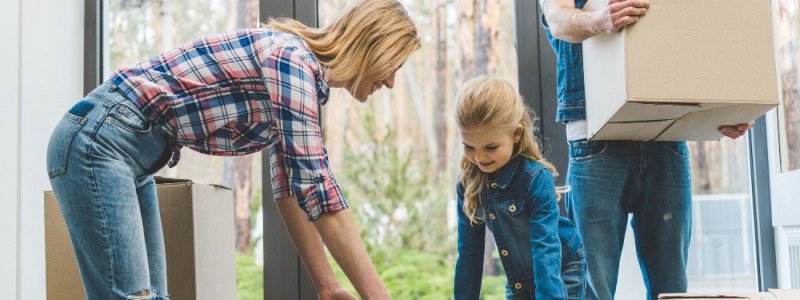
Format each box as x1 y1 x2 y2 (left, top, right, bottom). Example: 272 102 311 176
718 121 754 140
594 0 650 34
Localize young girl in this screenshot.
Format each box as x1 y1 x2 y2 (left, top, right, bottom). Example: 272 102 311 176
453 76 586 300
46 0 419 299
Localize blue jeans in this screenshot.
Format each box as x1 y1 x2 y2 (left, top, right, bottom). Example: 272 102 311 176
46 82 172 300
566 140 691 300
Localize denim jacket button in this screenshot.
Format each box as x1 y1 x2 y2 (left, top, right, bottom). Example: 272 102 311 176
490 182 498 189
514 282 522 289
509 204 517 212
489 213 496 220
501 249 509 256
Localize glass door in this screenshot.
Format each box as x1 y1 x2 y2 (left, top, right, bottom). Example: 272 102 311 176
771 0 800 289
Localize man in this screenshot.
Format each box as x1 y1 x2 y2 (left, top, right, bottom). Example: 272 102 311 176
538 0 753 299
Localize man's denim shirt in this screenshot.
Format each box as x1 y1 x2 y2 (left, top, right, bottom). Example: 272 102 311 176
454 156 582 299
542 0 589 123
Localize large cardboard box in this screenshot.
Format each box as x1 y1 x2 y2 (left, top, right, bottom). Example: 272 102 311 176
44 178 236 300
658 289 800 299
582 0 779 141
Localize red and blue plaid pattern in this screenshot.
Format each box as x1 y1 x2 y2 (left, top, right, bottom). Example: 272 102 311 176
110 28 346 220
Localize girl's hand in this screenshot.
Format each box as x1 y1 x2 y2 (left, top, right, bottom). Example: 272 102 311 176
318 287 358 300
718 121 755 139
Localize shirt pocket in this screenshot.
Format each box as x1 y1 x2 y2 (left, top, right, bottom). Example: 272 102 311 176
497 197 525 217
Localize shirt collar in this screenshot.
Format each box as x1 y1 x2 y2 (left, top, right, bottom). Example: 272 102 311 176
304 51 330 105
490 155 522 189
316 65 330 105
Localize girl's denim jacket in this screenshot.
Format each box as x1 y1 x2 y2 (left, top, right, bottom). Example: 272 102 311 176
454 156 582 299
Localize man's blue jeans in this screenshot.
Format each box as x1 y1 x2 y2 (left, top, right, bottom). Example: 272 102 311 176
566 139 692 300
46 83 172 300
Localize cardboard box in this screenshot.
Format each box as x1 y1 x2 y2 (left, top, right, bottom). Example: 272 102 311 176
582 0 779 141
44 177 236 300
659 289 800 300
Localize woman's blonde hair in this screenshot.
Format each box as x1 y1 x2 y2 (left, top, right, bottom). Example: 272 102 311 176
267 0 421 92
456 75 560 225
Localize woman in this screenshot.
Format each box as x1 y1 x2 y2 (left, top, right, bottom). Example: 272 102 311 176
46 0 420 299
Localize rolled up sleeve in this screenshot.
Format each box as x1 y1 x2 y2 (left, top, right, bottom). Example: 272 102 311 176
262 46 347 221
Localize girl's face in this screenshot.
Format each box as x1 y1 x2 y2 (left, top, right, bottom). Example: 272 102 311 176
349 66 399 102
460 125 523 174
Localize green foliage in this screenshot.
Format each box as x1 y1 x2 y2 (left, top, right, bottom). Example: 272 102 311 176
236 253 263 300
332 109 505 298
340 110 453 256
330 248 506 299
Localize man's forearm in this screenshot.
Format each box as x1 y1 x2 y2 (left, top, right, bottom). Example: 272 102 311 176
542 0 602 43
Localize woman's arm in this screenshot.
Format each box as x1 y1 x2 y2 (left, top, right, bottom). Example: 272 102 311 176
264 46 388 299
454 184 486 300
527 170 568 300
312 207 389 299
276 197 363 300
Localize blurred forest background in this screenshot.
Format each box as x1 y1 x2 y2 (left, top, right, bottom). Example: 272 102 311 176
104 0 800 298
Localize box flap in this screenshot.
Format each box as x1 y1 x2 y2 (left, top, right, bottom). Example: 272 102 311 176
768 289 800 300
154 176 230 190
190 184 237 300
154 176 192 184
658 292 776 299
655 103 776 141
590 119 674 141
611 102 703 123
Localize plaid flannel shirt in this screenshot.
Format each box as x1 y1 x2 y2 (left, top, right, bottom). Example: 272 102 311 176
110 28 346 220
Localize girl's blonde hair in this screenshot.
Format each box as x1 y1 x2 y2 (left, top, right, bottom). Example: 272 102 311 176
267 0 421 92
456 75 560 225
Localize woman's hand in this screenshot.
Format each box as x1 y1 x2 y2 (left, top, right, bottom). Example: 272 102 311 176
319 287 358 300
718 121 754 139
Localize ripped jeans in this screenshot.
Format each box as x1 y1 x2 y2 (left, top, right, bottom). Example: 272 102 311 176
46 82 172 300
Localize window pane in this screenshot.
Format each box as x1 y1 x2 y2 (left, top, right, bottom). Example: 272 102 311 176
685 139 757 292
318 0 518 297
104 1 264 298
777 0 800 172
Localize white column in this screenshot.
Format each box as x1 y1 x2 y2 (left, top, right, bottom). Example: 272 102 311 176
16 0 85 299
0 0 22 297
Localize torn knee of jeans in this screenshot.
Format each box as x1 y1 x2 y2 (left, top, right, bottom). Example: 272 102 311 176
124 287 156 300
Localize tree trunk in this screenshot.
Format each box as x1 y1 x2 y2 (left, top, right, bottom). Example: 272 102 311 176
475 0 500 75
225 156 254 254
432 0 449 181
456 0 476 84
778 0 800 170
689 142 712 194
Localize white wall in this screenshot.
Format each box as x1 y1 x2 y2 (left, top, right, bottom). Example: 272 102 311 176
5 0 85 299
0 0 21 297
